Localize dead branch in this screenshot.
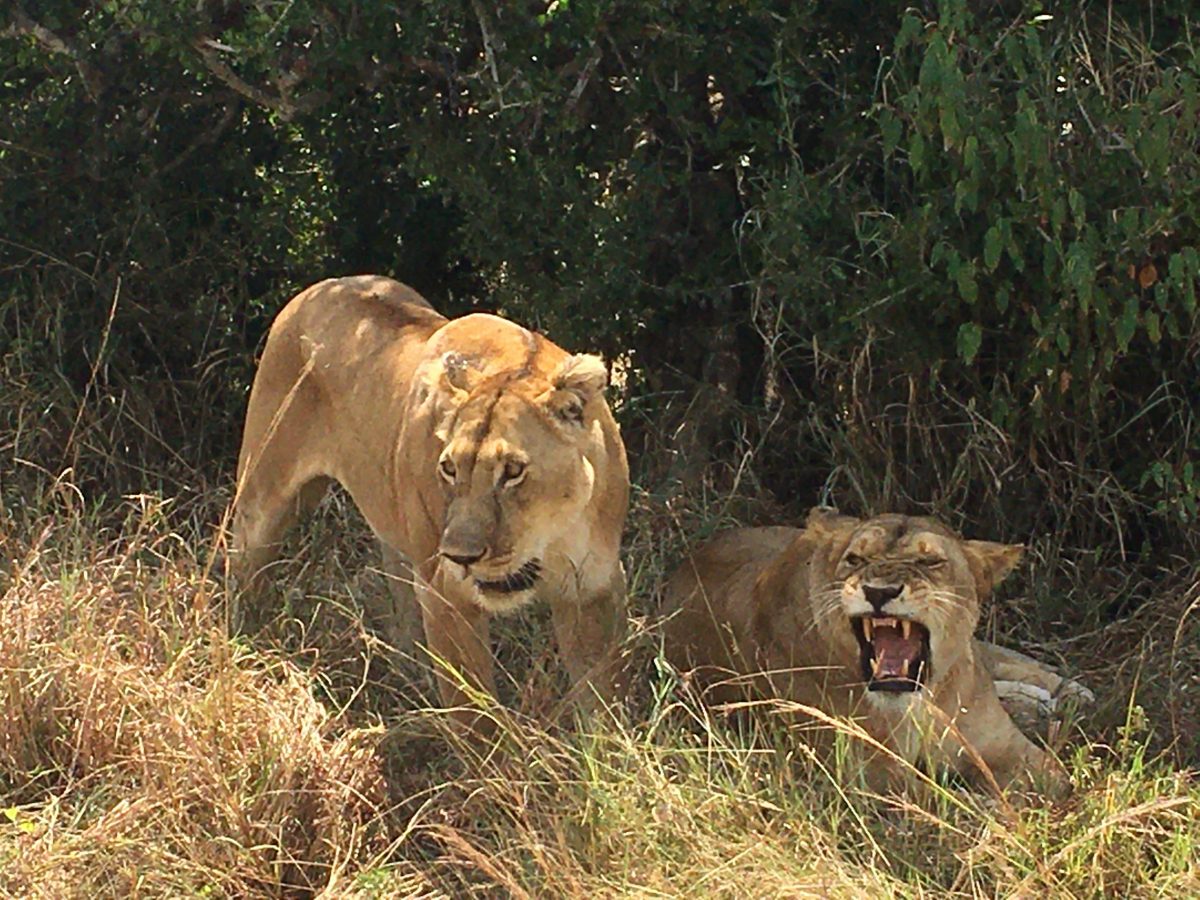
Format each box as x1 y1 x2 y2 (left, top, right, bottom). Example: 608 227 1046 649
470 0 505 104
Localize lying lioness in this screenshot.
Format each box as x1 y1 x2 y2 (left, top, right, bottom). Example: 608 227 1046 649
663 508 1080 790
231 276 629 713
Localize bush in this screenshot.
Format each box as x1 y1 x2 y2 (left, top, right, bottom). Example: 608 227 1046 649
2 1 1197 603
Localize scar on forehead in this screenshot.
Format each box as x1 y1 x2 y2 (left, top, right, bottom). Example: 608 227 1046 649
851 526 889 549
901 532 945 555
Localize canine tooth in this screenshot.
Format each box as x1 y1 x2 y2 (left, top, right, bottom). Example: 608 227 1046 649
901 619 912 640
872 654 884 678
862 617 873 639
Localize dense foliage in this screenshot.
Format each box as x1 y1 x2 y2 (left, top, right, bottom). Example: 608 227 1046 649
3 1 1198 608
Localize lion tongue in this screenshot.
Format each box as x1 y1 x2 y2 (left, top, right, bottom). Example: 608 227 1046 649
871 623 922 680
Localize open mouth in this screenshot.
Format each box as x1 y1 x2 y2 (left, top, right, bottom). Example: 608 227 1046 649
474 559 542 595
851 615 930 692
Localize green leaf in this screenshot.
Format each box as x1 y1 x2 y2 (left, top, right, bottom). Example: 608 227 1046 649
920 36 946 92
957 322 983 363
984 224 1004 271
1145 309 1161 344
940 104 961 150
1169 249 1196 313
1115 297 1139 351
1068 187 1084 223
963 134 979 170
955 258 978 303
1065 240 1093 312
1050 196 1067 235
909 131 926 175
896 14 923 52
880 110 902 157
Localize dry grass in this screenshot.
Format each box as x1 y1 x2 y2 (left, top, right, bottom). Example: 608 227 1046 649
1 474 1198 898
0 495 388 897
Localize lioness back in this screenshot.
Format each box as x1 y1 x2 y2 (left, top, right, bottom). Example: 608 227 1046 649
663 526 799 681
232 275 630 722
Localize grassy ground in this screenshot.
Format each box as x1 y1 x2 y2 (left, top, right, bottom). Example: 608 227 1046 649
1 470 1197 899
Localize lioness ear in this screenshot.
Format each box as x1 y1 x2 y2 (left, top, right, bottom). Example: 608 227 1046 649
804 506 859 535
545 353 607 425
962 541 1024 597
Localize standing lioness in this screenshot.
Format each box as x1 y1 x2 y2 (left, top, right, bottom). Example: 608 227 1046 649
664 509 1071 790
232 276 629 713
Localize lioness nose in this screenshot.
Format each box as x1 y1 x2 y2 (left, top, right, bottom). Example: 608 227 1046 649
440 545 485 566
863 583 902 611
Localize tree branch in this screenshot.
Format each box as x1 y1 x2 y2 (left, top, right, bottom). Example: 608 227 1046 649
5 4 105 99
156 101 240 177
192 38 327 122
470 0 505 105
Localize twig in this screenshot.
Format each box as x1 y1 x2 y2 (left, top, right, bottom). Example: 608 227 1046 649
471 0 505 106
156 102 239 177
565 44 602 114
63 277 121 468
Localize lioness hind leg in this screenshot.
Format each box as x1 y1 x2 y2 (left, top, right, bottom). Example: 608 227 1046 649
979 641 1095 707
230 473 331 593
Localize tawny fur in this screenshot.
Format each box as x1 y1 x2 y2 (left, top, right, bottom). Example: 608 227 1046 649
663 509 1068 791
231 276 629 716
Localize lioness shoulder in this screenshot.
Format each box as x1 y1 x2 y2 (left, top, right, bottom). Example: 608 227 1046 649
663 508 1065 791
231 276 629 717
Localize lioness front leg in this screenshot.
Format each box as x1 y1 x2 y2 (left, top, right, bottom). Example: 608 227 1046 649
955 686 1065 791
417 576 497 725
360 543 424 655
550 567 628 713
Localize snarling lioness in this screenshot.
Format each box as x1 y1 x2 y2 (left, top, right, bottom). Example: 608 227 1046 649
663 509 1076 790
231 276 629 714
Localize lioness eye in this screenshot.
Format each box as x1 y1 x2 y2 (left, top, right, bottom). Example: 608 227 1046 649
843 553 866 568
439 457 456 481
501 459 527 485
921 557 946 569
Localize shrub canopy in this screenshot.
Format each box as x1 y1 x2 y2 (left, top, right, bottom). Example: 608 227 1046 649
2 1 1197 597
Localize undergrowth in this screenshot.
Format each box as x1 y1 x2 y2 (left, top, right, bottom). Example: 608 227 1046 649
1 475 1197 898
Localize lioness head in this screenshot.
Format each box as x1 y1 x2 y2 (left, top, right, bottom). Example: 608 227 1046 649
805 509 1023 701
420 348 609 611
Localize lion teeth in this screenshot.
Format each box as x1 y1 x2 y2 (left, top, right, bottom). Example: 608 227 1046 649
872 654 884 678
862 617 873 639
901 619 912 640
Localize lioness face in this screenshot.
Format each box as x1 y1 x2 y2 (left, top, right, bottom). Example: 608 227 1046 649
809 514 1022 702
428 352 608 612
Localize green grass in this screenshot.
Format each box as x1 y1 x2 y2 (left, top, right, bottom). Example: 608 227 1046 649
1 481 1198 899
